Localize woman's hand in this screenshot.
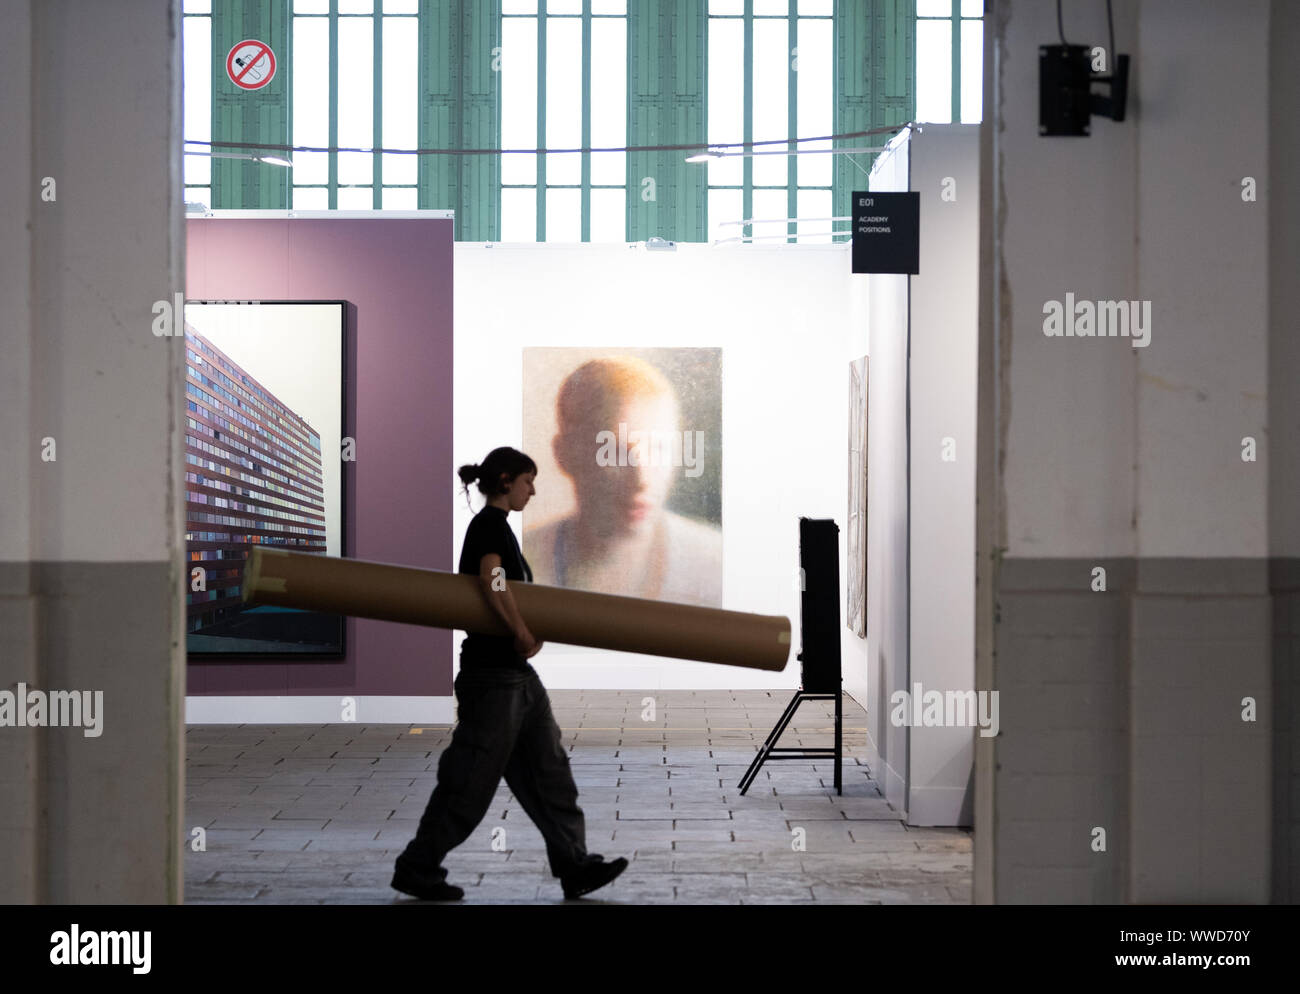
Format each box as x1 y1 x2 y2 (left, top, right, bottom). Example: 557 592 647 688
513 632 544 658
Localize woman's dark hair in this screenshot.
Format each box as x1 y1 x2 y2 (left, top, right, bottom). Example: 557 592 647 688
457 446 537 507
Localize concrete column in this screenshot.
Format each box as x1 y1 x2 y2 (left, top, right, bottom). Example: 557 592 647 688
1267 0 1300 904
980 0 1282 902
0 0 185 903
0 0 39 906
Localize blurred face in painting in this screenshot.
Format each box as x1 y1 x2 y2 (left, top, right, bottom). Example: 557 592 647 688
554 359 681 539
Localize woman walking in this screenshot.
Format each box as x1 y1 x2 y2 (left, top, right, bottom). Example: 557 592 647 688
391 446 628 901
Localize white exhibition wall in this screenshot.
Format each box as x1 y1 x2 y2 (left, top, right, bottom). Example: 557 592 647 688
453 242 860 690
905 125 980 825
860 132 912 812
855 124 981 825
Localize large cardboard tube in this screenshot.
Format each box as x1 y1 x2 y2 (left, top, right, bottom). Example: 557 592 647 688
241 547 791 672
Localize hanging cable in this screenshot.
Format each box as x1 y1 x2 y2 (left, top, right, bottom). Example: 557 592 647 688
1105 0 1115 67
181 123 912 160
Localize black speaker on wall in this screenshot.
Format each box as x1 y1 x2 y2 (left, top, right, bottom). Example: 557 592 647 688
798 517 842 694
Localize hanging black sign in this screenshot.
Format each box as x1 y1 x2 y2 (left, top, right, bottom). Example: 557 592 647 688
851 191 920 275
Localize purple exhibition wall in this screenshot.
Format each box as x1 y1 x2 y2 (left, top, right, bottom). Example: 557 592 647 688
185 217 454 697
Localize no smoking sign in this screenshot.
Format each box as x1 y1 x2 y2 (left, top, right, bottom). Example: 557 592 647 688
226 40 276 91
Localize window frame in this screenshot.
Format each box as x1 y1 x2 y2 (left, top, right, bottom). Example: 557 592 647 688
916 0 984 125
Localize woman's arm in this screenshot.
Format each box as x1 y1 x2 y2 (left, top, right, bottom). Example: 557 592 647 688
478 553 544 658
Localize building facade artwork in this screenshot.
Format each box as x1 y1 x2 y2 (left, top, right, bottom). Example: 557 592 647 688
183 325 326 633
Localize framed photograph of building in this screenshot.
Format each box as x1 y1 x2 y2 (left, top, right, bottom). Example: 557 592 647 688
183 300 347 658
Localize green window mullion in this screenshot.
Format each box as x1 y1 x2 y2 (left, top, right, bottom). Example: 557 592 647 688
420 2 499 241
702 14 708 243
624 10 633 240
374 10 383 209
536 11 547 241
950 0 960 124
470 3 502 238
211 0 289 209
329 2 339 210
629 2 705 242
787 3 797 243
742 1 752 242
585 17 597 236
833 1 915 225
284 10 295 209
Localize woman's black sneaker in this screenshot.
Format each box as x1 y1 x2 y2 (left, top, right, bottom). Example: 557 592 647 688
561 856 628 899
391 861 464 901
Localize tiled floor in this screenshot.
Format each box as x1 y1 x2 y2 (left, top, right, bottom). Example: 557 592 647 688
184 689 972 904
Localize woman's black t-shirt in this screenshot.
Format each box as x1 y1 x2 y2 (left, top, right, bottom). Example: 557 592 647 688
458 504 533 670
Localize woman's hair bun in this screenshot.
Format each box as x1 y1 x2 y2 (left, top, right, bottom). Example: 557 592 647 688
457 448 537 507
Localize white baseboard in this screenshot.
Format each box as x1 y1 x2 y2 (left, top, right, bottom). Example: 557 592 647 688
185 695 455 725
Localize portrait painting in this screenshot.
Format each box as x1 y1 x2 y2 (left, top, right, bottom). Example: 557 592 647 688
522 347 722 608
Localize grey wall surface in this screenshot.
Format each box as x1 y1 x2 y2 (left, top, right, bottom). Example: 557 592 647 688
982 0 1286 903
0 0 38 906
0 0 185 902
1267 0 1300 905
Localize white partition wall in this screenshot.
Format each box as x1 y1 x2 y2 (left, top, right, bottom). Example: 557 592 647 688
907 126 981 825
851 133 911 811
857 125 981 825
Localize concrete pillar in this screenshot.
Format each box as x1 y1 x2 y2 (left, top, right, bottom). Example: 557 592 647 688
1267 0 1300 904
978 0 1285 902
0 0 185 903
